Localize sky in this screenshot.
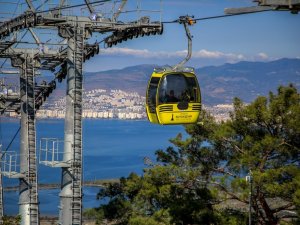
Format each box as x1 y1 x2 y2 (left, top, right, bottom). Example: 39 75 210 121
0 0 300 72
83 0 300 72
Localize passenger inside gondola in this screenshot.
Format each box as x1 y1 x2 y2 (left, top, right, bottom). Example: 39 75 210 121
166 90 178 102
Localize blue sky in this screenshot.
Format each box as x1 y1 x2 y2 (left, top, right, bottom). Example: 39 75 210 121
1 0 300 72
83 0 300 71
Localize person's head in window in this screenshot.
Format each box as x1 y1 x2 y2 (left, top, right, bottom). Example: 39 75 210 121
167 90 178 102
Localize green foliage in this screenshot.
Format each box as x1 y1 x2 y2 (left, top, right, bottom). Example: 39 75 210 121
213 84 300 224
215 208 249 225
83 208 105 224
97 182 132 224
94 84 299 225
2 215 21 225
129 209 172 225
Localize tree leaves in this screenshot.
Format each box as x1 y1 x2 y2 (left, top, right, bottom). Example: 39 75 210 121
95 84 299 225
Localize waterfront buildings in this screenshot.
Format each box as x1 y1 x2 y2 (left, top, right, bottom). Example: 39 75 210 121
3 88 233 121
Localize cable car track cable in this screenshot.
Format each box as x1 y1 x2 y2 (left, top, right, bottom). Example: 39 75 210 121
19 0 271 22
162 9 272 24
35 0 111 14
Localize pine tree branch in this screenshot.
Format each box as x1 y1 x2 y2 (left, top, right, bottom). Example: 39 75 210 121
212 167 237 178
262 120 275 136
221 137 244 154
259 149 275 172
206 180 248 204
272 202 294 214
280 141 300 157
278 213 298 219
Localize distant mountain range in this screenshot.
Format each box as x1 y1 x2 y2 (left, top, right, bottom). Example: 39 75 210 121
84 58 300 105
2 58 299 105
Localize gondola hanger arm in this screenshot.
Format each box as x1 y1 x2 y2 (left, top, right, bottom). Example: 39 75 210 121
173 15 196 71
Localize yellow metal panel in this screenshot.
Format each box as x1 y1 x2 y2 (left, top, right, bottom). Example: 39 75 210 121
157 103 201 125
146 69 201 125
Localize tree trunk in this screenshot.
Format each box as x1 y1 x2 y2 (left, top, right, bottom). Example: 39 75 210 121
258 193 278 225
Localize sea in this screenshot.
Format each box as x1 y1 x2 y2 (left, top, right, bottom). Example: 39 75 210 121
0 118 186 216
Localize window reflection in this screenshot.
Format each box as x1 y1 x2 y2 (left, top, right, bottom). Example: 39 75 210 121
147 77 160 112
158 73 198 104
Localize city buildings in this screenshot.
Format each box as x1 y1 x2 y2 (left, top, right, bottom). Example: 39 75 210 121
2 88 233 121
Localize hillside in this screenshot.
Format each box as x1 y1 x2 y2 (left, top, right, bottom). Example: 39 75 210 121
2 58 299 105
83 64 156 95
196 58 300 104
83 58 300 104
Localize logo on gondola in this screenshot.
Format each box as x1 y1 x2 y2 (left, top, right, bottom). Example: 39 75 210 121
175 114 192 120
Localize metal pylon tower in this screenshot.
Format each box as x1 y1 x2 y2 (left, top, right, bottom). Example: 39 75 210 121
19 55 39 225
0 1 163 224
71 26 84 225
59 22 84 225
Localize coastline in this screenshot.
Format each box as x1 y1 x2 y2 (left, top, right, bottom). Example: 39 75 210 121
0 115 148 121
3 179 119 192
1 119 186 216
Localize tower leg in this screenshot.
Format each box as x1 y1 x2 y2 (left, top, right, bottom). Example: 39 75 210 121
19 56 39 225
59 24 84 225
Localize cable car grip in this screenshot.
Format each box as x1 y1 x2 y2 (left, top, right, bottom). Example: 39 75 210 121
173 15 195 71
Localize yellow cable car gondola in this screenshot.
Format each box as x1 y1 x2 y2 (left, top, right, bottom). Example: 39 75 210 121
146 16 201 125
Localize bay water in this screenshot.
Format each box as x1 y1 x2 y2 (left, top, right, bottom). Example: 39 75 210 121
0 118 186 215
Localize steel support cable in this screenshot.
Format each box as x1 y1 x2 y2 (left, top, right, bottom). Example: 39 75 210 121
0 74 21 157
0 73 57 159
12 0 22 17
93 9 273 46
36 0 50 11
0 29 28 118
84 0 96 14
162 9 272 24
0 0 22 69
0 59 8 70
35 0 111 14
96 10 272 47
0 0 21 20
2 2 271 49
0 28 29 70
6 40 66 45
0 30 28 119
8 0 268 20
0 125 21 159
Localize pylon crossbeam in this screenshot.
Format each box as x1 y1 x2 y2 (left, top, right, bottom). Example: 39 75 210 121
0 2 163 224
